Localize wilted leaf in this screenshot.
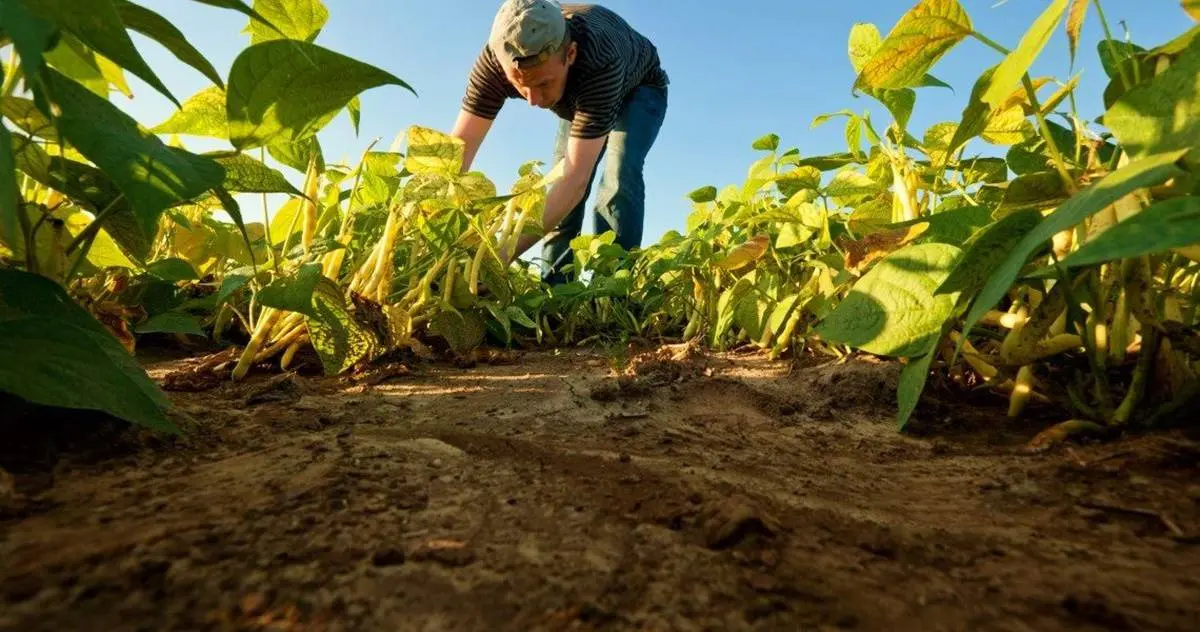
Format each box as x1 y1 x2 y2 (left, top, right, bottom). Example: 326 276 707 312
115 0 224 87
24 0 178 105
815 242 962 357
247 0 328 43
1103 35 1200 169
715 234 769 271
981 0 1067 108
0 268 175 432
1057 197 1200 268
226 39 414 149
854 0 973 91
962 149 1188 338
1066 0 1088 65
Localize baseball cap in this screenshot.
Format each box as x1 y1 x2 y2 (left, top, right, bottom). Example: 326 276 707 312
488 0 568 68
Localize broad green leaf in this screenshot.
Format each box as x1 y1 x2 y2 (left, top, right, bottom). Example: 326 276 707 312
1097 40 1145 80
268 136 324 174
981 0 1067 109
752 133 780 152
0 123 17 247
688 185 718 203
145 257 200 281
877 88 916 131
962 149 1189 337
429 309 485 355
257 262 327 316
922 121 958 165
151 86 229 138
24 0 179 106
995 171 1070 215
982 105 1036 145
505 305 537 330
936 209 1042 295
1056 197 1200 268
826 168 881 198
405 125 463 175
854 0 973 91
775 166 821 198
2 96 57 141
793 153 861 171
247 0 329 44
776 222 814 249
44 33 111 98
134 311 206 336
1066 0 1088 65
908 199 995 245
208 151 301 194
0 268 175 432
115 0 224 87
897 343 937 429
215 272 251 305
815 242 962 357
944 65 999 163
226 39 415 150
43 69 225 249
306 276 378 374
1103 34 1200 169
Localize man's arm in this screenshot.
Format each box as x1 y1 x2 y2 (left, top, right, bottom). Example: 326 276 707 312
508 133 606 262
450 109 494 173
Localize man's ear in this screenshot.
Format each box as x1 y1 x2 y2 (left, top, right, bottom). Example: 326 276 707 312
565 41 578 66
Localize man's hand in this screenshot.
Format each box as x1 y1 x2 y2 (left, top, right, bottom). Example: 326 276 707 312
450 109 494 173
508 133 606 262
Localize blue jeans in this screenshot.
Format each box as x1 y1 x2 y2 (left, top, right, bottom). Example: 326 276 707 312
540 84 668 285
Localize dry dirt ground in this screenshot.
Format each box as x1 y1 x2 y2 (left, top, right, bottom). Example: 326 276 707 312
2 344 1200 631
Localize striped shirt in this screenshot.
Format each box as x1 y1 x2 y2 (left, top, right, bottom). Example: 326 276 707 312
461 4 669 139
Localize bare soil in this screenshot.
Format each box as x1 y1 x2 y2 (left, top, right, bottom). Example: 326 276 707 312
2 344 1200 631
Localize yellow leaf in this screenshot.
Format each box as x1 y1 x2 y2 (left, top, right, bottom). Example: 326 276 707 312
716 234 770 270
1067 0 1089 63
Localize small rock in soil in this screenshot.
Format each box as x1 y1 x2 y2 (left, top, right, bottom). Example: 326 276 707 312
409 539 475 567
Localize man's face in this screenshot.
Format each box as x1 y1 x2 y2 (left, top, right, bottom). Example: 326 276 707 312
504 43 576 109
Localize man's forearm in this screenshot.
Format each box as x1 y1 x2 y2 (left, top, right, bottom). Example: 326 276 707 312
510 175 588 261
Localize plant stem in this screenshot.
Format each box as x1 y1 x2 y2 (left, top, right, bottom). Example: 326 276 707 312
260 147 279 272
2 49 21 97
1022 75 1078 194
1091 0 1133 91
1111 326 1159 425
971 32 1011 55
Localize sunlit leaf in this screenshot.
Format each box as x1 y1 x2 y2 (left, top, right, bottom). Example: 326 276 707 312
247 0 328 43
208 151 301 194
897 342 937 429
2 96 58 141
982 105 1036 145
994 171 1070 215
226 39 414 149
981 0 1067 109
936 209 1042 295
404 125 464 175
688 185 718 203
1185 0 1200 20
715 234 769 270
1103 34 1200 169
815 242 962 357
1056 197 1200 268
151 86 229 138
307 275 378 374
752 133 780 152
1066 0 1088 65
854 0 973 91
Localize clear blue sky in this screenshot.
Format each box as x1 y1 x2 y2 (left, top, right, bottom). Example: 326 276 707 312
117 1 1190 257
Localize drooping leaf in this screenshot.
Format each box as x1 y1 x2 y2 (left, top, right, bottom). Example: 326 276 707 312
815 242 962 357
210 187 257 267
1103 34 1200 169
715 234 769 271
42 69 225 248
1056 197 1200 269
43 33 111 98
226 39 415 150
877 88 916 131
306 276 378 374
207 151 301 194
429 309 486 355
114 0 224 87
854 0 973 91
23 0 179 106
936 209 1042 295
151 86 229 138
347 95 361 135
1066 0 1088 65
944 65 999 163
981 0 1067 109
0 268 175 432
897 342 938 429
247 0 329 44
961 148 1189 339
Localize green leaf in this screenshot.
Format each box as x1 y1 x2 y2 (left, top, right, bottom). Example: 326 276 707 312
922 121 959 165
306 276 378 375
854 0 973 91
257 262 326 316
848 22 882 74
877 88 916 131
151 86 229 138
1103 34 1200 169
825 169 880 198
994 171 1070 215
793 153 861 171
897 343 937 429
211 187 257 268
2 96 58 141
0 0 54 96
43 33 111 98
134 311 206 336
215 273 251 305
815 242 962 357
505 305 537 330
752 133 780 152
981 0 1067 108
1097 40 1145 80
42 69 225 247
145 257 200 281
0 268 175 432
962 149 1189 338
24 0 179 106
775 166 821 198
1066 0 1088 66
114 0 224 87
226 39 415 150
347 95 361 135
207 151 301 194
189 0 281 33
268 135 323 173
0 123 17 248
247 0 329 44
935 209 1042 295
404 125 463 175
1056 197 1200 269
429 309 485 355
944 66 999 162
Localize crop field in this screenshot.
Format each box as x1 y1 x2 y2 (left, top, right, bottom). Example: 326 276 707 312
2 0 1200 630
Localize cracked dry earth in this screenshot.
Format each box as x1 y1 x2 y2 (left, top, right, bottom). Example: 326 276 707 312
2 347 1200 632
